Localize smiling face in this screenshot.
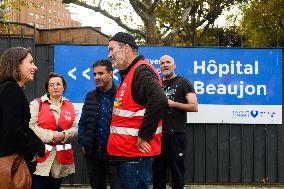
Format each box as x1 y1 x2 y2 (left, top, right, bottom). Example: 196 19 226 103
93 65 113 92
48 77 65 98
108 41 127 70
159 55 176 79
18 53 37 85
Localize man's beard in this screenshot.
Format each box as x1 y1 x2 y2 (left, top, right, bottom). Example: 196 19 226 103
114 49 126 70
163 70 174 78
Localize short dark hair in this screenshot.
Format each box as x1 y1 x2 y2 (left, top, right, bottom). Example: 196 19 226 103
0 47 32 82
44 72 67 93
92 59 113 72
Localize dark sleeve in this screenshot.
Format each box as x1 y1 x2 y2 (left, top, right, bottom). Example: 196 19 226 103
77 102 86 146
181 77 195 94
25 128 45 158
1 83 44 160
132 65 168 141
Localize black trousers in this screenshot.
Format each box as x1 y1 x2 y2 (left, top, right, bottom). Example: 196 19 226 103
85 147 120 189
153 133 186 189
32 174 62 189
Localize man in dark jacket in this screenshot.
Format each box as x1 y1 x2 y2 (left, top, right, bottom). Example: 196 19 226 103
77 59 119 189
107 32 168 189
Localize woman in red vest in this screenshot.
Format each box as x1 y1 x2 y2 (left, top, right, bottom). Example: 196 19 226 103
29 72 78 189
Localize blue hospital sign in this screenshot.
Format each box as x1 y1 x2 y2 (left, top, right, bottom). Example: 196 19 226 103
54 45 282 124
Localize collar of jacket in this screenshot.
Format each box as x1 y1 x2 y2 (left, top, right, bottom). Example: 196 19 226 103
95 81 117 97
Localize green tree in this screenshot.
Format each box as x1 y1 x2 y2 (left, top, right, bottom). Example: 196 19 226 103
63 0 246 46
239 0 284 47
192 26 243 47
156 0 246 46
0 0 40 22
1 0 41 32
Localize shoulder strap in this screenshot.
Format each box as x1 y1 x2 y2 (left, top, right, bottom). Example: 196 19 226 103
36 98 42 112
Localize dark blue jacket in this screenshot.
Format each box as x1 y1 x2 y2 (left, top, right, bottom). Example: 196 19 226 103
77 83 117 155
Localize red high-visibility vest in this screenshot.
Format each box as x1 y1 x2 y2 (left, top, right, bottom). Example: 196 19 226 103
37 99 75 164
107 59 162 157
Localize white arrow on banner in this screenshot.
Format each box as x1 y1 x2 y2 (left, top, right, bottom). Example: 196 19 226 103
113 69 119 81
68 67 76 80
82 68 90 80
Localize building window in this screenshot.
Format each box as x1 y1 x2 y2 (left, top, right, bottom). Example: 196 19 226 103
41 5 45 9
48 9 51 14
41 15 45 19
28 22 34 26
48 18 51 23
35 14 39 19
29 12 34 16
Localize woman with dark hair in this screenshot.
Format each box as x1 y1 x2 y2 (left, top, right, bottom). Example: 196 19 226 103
29 72 78 189
0 47 45 176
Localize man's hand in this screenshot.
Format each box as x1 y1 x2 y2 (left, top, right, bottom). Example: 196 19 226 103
81 147 86 155
136 137 151 153
168 99 175 108
31 155 38 162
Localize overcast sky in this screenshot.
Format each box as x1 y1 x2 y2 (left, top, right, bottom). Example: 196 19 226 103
68 6 123 36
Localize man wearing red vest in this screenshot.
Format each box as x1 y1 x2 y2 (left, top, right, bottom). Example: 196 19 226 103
107 32 168 189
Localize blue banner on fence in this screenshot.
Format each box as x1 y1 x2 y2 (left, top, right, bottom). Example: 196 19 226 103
54 45 282 124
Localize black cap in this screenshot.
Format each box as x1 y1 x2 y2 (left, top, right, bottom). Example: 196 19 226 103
109 32 138 50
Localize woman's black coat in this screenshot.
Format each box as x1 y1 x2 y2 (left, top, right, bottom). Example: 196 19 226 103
0 79 45 173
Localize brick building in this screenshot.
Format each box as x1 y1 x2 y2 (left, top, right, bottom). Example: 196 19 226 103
0 22 109 45
7 0 81 29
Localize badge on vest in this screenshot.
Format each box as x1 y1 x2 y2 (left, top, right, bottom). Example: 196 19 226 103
114 98 123 107
119 83 127 97
63 110 72 121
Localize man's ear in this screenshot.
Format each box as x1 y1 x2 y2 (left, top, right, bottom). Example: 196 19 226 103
110 71 114 78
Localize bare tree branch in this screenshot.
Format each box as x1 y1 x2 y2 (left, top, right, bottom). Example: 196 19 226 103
130 0 147 13
149 0 161 14
129 0 148 21
163 1 192 40
63 0 145 37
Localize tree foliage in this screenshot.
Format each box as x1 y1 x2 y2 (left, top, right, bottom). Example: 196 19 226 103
63 0 247 46
239 0 284 47
156 0 246 46
0 0 41 32
0 0 40 22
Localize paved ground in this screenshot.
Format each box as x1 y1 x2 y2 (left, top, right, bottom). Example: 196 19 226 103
61 185 284 189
